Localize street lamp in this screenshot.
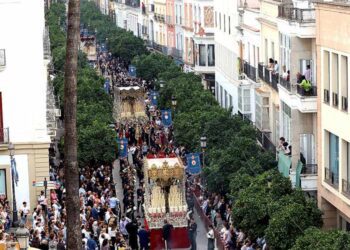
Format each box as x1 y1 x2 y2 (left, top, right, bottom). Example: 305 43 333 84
200 136 207 150
159 80 165 88
16 224 29 250
171 95 177 108
8 142 18 227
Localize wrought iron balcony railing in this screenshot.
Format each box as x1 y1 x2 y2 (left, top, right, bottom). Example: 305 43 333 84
278 5 315 23
243 61 257 82
325 167 339 189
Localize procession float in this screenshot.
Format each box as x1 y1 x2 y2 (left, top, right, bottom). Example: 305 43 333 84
80 29 97 62
143 157 190 249
114 86 148 124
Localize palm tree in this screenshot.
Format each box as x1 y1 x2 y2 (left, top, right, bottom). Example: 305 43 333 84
63 0 81 249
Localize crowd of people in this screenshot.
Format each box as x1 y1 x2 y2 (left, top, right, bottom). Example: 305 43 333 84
0 40 268 250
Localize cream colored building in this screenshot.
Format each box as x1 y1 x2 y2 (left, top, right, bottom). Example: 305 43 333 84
0 0 52 210
316 1 350 230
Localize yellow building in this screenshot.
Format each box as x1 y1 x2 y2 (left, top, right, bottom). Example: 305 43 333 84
316 1 350 230
154 0 167 46
256 0 280 147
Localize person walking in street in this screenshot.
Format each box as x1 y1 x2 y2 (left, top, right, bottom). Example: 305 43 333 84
188 218 197 250
207 224 215 250
138 225 150 250
162 219 173 250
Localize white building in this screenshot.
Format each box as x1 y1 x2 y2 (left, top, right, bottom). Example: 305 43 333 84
192 0 215 91
213 1 240 113
115 0 142 37
0 0 51 209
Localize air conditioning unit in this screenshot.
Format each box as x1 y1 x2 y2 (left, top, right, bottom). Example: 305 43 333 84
54 109 61 117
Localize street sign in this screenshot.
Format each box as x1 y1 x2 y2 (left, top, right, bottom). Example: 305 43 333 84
32 180 57 188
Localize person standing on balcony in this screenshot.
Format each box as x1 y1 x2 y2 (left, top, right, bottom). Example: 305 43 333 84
274 60 279 74
268 58 274 70
303 65 311 81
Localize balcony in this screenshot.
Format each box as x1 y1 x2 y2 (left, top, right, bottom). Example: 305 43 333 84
154 13 165 23
296 85 317 96
278 78 317 113
300 163 317 191
278 6 315 23
257 129 276 156
0 128 9 145
258 63 279 91
324 167 339 189
279 77 291 92
125 0 140 8
153 42 168 55
342 179 350 198
169 47 183 60
277 4 315 38
243 61 257 82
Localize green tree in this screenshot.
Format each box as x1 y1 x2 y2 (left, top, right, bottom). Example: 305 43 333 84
292 227 350 250
132 53 176 81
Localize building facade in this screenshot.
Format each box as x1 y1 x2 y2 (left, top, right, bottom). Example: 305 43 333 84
213 0 240 113
316 1 350 230
0 0 51 209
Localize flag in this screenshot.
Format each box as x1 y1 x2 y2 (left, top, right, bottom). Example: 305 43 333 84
161 109 172 127
150 91 159 106
128 65 137 77
116 138 128 158
11 158 19 186
186 153 201 175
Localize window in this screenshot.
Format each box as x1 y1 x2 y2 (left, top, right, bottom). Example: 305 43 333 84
198 7 201 25
255 93 270 131
243 89 251 112
224 14 226 32
208 45 215 66
332 53 339 94
220 85 223 105
199 45 206 66
228 16 231 34
341 56 348 111
271 41 275 60
323 51 330 103
281 101 291 143
239 88 251 112
0 170 5 195
215 11 217 27
229 95 233 108
300 59 313 82
238 88 243 111
219 13 221 30
264 39 268 64
346 141 350 182
247 42 250 63
329 132 339 186
280 33 291 74
225 90 228 108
